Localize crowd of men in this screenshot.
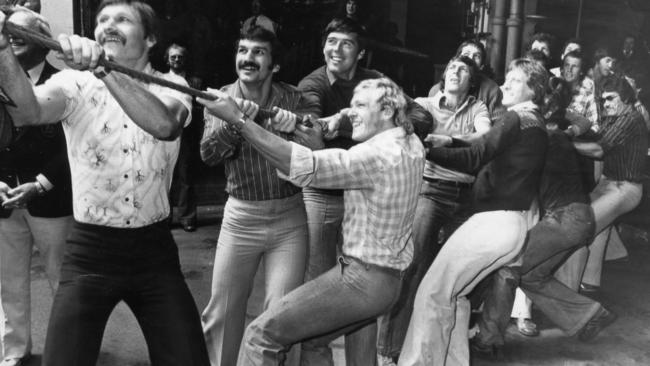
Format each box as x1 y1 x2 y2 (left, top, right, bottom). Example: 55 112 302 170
0 1 647 366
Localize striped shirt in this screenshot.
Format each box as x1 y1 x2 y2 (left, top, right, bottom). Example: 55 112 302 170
284 127 425 270
598 105 648 182
201 81 316 201
415 94 490 183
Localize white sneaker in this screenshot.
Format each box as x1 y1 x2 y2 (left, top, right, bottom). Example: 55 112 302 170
378 355 398 366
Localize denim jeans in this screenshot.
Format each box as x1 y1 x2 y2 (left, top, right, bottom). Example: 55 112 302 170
556 177 642 289
42 220 209 366
477 203 601 346
0 210 72 360
399 210 531 366
202 194 307 366
377 179 472 358
238 256 402 366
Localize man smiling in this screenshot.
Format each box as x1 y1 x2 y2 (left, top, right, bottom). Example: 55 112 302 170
0 1 209 365
199 26 315 366
197 77 424 366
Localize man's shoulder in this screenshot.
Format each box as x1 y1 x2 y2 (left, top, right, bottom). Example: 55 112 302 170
298 66 328 89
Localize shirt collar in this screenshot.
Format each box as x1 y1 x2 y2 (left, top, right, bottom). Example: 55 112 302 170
27 61 45 85
437 93 476 112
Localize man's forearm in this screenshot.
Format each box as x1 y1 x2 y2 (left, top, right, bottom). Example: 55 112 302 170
573 141 604 158
0 47 42 124
103 72 183 140
239 117 293 175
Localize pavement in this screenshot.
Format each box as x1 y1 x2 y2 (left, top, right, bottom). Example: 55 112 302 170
11 206 650 365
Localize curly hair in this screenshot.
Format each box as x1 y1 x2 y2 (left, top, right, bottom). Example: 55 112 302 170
439 56 479 94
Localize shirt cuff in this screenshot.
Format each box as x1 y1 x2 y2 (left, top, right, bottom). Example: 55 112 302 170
277 142 315 186
35 174 54 191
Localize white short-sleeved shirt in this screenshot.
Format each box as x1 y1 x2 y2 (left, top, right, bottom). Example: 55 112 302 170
44 64 192 228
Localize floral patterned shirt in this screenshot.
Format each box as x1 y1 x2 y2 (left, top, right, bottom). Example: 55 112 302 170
44 64 192 227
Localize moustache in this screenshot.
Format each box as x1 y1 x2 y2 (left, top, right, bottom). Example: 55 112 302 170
99 31 126 46
238 61 260 70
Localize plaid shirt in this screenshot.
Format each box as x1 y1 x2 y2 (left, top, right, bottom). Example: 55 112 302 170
568 76 599 131
285 127 425 270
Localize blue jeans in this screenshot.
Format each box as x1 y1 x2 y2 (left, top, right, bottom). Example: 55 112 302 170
202 194 307 366
238 256 402 366
377 179 472 358
43 221 209 366
477 203 601 346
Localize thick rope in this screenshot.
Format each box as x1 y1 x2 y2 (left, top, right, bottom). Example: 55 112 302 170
2 19 279 120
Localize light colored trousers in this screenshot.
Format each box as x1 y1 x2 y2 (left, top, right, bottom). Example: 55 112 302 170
398 210 533 366
0 209 72 359
201 194 308 366
556 177 642 289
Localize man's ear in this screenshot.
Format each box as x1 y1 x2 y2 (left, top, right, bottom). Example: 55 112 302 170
272 64 281 73
381 106 395 121
146 35 156 50
357 49 366 61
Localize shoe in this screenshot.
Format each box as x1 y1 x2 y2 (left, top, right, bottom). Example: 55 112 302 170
516 317 539 337
578 307 618 342
182 222 197 232
579 283 600 295
377 355 398 366
469 337 503 360
0 354 30 366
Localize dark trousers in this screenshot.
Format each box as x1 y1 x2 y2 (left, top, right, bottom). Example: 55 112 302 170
478 202 602 346
42 221 209 366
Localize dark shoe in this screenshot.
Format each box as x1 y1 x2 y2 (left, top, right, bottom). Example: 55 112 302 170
470 337 503 360
579 282 600 295
578 307 617 342
516 317 539 337
182 223 197 232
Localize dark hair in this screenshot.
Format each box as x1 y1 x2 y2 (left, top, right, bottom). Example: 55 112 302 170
507 58 549 106
525 48 550 70
439 55 479 93
593 46 613 63
322 17 367 51
238 25 284 66
562 50 588 76
529 32 555 52
543 77 572 128
455 39 486 64
599 75 636 104
96 0 159 42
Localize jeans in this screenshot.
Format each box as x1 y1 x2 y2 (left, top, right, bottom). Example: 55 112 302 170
399 210 531 366
556 177 642 289
377 179 472 358
0 210 72 360
238 256 402 366
42 220 209 366
202 194 307 366
477 203 601 346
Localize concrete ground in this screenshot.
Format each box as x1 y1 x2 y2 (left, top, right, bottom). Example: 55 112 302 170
12 207 650 365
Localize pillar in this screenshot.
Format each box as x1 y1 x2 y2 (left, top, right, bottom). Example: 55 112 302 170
489 0 508 82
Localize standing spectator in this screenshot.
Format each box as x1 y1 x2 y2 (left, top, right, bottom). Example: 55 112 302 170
200 26 313 366
164 43 199 232
0 9 72 366
0 1 210 365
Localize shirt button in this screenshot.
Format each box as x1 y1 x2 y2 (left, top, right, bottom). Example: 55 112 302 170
123 149 128 153
124 174 128 178
123 124 128 128
125 197 130 202
126 220 131 225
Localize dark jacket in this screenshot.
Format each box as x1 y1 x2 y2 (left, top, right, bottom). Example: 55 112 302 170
429 109 548 213
0 62 72 218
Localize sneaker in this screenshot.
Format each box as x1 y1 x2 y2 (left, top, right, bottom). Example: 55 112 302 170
578 307 618 342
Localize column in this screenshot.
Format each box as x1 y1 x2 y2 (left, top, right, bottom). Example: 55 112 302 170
489 0 508 82
505 0 524 69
